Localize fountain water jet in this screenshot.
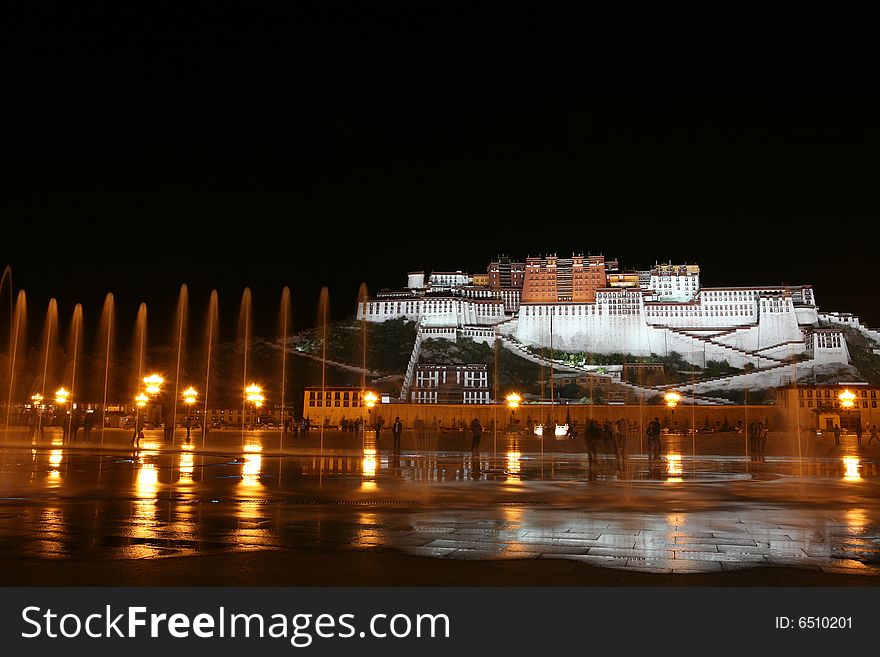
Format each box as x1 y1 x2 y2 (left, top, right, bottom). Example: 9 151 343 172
279 286 291 452
131 303 148 433
317 287 329 454
239 288 252 444
0 266 11 405
5 290 26 436
98 293 114 444
203 290 219 445
38 299 59 438
65 304 83 440
357 283 368 445
171 284 188 444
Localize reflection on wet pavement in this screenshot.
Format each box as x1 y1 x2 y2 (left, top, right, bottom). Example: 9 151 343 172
0 428 878 577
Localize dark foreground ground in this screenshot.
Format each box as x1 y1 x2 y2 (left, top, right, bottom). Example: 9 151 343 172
3 551 878 586
0 427 878 586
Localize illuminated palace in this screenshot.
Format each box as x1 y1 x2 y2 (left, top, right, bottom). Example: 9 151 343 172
358 253 880 399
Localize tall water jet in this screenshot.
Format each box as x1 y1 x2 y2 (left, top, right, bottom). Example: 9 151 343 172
238 288 252 443
65 304 83 439
5 290 26 435
171 284 188 444
357 283 368 391
202 290 219 445
0 266 11 323
317 287 329 453
357 283 369 445
132 303 148 426
98 293 114 443
38 299 59 437
0 266 11 405
279 286 291 451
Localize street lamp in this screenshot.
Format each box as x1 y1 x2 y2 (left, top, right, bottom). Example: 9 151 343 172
131 392 149 446
138 374 165 434
839 388 857 436
183 386 198 405
506 392 521 432
245 383 264 408
362 390 378 436
244 383 265 433
665 391 680 434
143 373 164 396
183 387 198 442
31 393 44 405
363 390 378 408
54 387 69 405
839 389 856 409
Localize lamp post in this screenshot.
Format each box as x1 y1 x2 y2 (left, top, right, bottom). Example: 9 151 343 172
363 389 378 416
141 373 164 440
505 391 522 460
30 393 44 439
506 392 521 430
183 386 197 442
133 392 148 445
363 390 378 443
144 373 164 396
664 391 680 434
839 389 856 435
244 383 265 440
54 387 69 439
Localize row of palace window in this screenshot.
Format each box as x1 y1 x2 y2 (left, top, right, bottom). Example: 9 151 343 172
411 391 490 404
800 400 877 408
307 390 364 408
645 308 752 317
654 279 697 287
799 389 876 398
415 373 487 388
815 333 842 348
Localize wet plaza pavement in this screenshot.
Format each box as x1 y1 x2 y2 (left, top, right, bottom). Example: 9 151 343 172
0 427 879 583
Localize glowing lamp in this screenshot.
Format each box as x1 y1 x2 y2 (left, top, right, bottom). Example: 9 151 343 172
664 391 681 408
363 391 378 408
143 373 164 396
135 393 149 408
182 386 198 405
245 383 265 406
54 387 69 404
839 389 856 410
505 392 522 409
31 393 44 405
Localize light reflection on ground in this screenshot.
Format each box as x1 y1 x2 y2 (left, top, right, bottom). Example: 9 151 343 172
0 428 877 577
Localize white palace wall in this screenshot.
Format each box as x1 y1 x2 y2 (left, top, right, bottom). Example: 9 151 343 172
358 298 504 327
359 287 845 370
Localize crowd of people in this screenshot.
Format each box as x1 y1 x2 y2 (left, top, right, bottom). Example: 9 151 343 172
27 407 98 443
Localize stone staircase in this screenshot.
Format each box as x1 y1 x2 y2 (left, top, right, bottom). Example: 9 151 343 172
655 359 795 390
615 380 737 406
662 325 785 367
498 334 736 405
753 340 804 356
399 318 426 401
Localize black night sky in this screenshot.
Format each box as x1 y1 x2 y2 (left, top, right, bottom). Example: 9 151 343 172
2 7 878 346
